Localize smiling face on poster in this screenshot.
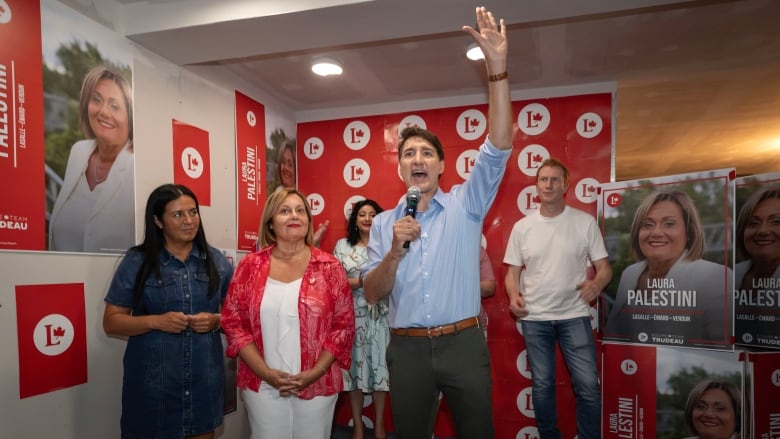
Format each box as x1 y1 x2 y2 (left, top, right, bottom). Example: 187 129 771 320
42 0 135 253
734 172 780 349
602 344 744 439
599 169 735 349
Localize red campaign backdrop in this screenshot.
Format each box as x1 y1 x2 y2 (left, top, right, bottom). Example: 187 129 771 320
0 0 46 250
297 93 613 438
234 91 266 251
748 352 780 438
172 119 211 205
15 283 88 399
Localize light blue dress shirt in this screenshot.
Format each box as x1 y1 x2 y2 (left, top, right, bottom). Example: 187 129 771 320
365 138 510 328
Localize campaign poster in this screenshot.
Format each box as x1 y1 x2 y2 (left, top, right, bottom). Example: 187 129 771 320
734 172 780 349
172 119 211 206
0 0 46 250
599 169 735 349
602 343 744 439
41 0 135 253
234 91 266 251
746 351 780 438
267 127 296 195
16 282 88 399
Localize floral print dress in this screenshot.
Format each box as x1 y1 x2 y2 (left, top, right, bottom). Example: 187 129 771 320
334 238 390 392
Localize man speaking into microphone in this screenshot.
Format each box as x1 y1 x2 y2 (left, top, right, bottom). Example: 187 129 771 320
362 7 513 438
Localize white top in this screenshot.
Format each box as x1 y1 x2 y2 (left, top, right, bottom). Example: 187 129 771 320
260 278 302 374
504 206 608 321
49 139 135 253
49 176 102 251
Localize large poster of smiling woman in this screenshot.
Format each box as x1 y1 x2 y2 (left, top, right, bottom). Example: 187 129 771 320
599 169 735 349
41 0 134 253
734 171 780 349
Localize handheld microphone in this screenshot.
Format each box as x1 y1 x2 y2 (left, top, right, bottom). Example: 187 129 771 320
403 186 421 249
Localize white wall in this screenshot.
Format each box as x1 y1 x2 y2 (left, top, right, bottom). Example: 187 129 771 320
0 18 297 436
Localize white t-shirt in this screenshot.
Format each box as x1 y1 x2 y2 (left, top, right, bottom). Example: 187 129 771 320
503 206 608 321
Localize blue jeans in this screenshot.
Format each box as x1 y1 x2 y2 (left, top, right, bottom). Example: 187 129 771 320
521 317 601 439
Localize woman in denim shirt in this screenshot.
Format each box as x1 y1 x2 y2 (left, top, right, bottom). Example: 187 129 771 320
104 184 234 439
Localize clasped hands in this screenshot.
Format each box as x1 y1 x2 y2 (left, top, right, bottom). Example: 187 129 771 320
265 368 320 397
157 311 219 333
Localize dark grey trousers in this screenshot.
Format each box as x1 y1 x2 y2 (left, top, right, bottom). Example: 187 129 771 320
386 326 493 439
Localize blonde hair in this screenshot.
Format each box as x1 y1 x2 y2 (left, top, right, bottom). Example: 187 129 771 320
736 186 780 258
684 379 741 438
630 190 705 261
258 188 313 249
79 65 133 142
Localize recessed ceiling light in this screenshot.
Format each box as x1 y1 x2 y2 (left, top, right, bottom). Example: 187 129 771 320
466 43 484 61
311 58 343 76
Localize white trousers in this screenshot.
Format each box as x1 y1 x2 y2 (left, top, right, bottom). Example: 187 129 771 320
243 382 337 439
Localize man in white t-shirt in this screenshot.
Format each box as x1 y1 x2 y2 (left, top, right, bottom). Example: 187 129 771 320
503 158 612 439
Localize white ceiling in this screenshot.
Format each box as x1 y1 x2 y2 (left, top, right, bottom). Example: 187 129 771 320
67 0 780 180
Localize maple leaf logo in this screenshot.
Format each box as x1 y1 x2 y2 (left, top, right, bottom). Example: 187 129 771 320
310 142 320 151
469 158 476 167
0 1 9 25
355 167 364 176
469 119 481 128
587 120 598 129
532 153 543 164
53 326 66 337
355 129 365 139
312 199 321 208
532 112 543 122
586 185 596 194
191 157 199 167
532 195 541 204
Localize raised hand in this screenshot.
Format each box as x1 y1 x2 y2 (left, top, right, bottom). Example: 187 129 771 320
462 6 507 71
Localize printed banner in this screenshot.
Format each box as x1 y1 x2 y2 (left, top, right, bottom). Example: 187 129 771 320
599 169 735 349
15 283 88 399
734 172 780 349
234 91 266 251
0 0 46 250
172 119 211 205
748 352 780 438
301 93 614 438
602 344 744 439
602 343 657 439
41 0 135 253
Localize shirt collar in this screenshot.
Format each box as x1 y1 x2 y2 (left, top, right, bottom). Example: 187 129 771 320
160 244 204 265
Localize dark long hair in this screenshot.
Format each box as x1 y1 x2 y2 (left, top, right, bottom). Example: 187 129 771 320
346 199 383 246
132 184 220 308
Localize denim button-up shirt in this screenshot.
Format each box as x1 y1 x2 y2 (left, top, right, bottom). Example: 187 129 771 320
105 245 233 438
